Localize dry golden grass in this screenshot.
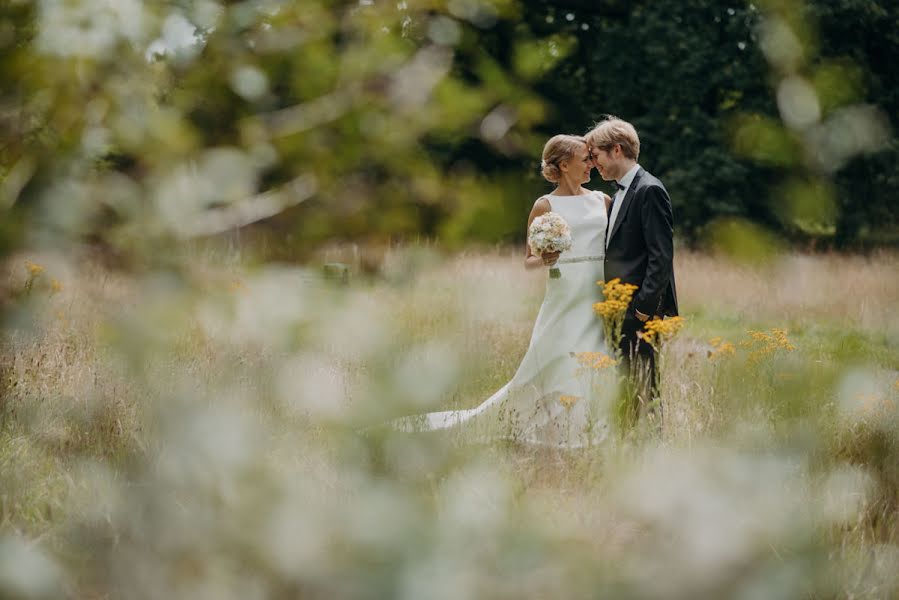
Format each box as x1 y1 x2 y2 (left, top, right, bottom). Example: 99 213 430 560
678 249 899 333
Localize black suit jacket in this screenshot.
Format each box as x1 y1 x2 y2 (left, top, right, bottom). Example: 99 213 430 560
604 167 678 317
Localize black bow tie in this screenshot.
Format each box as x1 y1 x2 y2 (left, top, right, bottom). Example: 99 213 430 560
615 182 625 191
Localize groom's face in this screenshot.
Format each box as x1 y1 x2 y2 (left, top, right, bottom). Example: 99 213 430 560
589 144 622 181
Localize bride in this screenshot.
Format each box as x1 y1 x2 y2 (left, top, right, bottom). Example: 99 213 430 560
402 135 615 447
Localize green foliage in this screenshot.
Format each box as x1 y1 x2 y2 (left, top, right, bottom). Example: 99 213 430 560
3 0 898 261
512 0 898 247
0 1 551 264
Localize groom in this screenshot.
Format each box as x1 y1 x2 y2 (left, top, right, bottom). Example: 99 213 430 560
586 116 678 424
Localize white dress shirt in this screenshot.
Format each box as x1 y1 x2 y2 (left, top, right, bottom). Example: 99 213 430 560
605 163 641 248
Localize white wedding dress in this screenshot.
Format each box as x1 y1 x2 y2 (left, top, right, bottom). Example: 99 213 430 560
400 190 615 447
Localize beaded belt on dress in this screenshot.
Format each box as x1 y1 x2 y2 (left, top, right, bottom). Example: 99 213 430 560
557 255 604 264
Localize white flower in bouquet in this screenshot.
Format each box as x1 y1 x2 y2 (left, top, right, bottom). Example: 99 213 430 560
528 211 572 279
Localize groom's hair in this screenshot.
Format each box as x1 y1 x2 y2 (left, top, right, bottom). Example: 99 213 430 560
585 115 640 160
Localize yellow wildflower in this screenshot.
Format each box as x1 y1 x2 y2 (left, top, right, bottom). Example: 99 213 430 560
559 395 579 410
707 337 735 360
771 328 796 351
597 278 639 305
743 328 796 363
573 351 619 371
593 278 638 350
640 316 685 349
25 260 44 276
50 279 64 294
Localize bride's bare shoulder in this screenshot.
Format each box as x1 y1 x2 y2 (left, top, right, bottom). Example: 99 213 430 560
527 196 552 223
530 195 552 214
533 196 552 210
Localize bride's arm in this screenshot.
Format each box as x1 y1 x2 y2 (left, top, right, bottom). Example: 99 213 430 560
524 197 559 270
603 192 612 212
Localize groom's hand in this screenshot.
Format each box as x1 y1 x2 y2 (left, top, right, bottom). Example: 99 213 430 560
542 251 561 266
635 309 650 322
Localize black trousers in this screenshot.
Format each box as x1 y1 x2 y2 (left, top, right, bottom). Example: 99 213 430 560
618 315 661 422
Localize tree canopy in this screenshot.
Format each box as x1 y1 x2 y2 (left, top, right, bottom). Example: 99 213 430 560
2 0 897 265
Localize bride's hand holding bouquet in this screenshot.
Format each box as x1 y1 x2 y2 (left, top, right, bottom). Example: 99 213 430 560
528 211 572 279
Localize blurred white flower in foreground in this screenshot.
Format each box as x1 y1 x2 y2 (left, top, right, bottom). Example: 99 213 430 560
38 0 146 58
0 535 63 600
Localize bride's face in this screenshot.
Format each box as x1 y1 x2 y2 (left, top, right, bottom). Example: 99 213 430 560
562 144 593 185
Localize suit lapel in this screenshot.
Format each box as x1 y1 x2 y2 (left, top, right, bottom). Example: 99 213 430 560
607 168 644 246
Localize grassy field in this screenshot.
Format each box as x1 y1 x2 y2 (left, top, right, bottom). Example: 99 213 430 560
1 246 898 599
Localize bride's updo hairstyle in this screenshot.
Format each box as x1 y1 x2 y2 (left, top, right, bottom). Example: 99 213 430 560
540 134 586 183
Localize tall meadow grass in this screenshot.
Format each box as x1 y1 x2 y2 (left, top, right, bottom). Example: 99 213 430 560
1 246 898 599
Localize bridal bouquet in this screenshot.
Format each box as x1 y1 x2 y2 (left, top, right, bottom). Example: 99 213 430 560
529 211 572 279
